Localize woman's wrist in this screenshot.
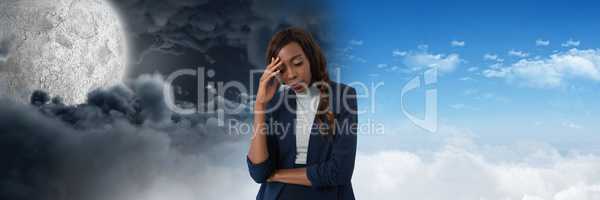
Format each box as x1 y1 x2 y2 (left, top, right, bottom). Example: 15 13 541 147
254 102 267 112
267 170 279 182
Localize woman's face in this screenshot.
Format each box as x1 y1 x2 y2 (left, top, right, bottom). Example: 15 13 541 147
276 42 312 93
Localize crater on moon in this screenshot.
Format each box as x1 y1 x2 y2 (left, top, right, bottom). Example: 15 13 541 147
0 0 129 104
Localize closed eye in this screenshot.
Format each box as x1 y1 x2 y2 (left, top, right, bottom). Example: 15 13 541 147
293 57 304 66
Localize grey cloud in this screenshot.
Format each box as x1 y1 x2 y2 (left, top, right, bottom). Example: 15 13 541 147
0 74 254 200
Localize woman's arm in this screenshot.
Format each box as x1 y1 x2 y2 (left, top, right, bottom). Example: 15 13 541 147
246 103 277 184
246 57 282 183
267 168 312 186
248 103 269 164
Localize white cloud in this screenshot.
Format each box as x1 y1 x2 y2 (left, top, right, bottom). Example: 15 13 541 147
479 92 510 103
403 51 462 73
459 88 510 102
336 44 367 63
393 49 407 57
536 39 550 46
348 55 367 63
349 39 364 46
353 137 600 200
463 89 478 96
380 65 402 73
482 63 511 78
484 53 504 62
562 121 583 129
451 104 466 109
484 53 498 60
142 155 259 200
509 49 529 58
450 103 478 110
451 40 466 47
483 48 600 88
459 76 474 81
562 39 580 47
375 63 402 72
467 67 479 72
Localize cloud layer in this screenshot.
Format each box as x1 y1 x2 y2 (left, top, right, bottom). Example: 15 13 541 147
483 48 600 88
2 53 597 199
354 136 600 200
2 75 599 200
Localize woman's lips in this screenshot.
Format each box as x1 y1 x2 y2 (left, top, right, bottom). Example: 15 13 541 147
290 82 302 90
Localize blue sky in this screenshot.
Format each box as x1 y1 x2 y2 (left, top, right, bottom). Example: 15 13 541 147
325 0 600 153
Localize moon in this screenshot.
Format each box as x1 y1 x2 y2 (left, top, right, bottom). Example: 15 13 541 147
0 0 129 105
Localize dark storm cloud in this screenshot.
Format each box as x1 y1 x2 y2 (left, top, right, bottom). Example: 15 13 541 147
109 0 337 104
113 0 334 67
0 74 253 200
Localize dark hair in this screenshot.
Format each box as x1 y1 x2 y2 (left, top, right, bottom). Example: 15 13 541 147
265 27 335 139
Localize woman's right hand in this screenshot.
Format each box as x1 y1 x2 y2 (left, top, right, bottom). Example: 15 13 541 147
256 57 283 107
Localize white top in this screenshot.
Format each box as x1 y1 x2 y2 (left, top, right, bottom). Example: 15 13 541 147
294 85 320 164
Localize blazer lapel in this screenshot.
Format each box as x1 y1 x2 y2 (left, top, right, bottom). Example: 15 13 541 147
306 82 336 165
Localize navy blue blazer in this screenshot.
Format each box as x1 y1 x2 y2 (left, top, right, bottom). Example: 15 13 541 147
246 81 358 200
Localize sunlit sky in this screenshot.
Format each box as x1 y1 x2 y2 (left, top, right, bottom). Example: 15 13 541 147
326 0 600 153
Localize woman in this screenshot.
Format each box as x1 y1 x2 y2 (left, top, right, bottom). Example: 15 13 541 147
246 27 358 200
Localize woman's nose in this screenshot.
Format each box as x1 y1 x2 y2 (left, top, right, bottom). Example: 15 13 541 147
286 67 297 79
